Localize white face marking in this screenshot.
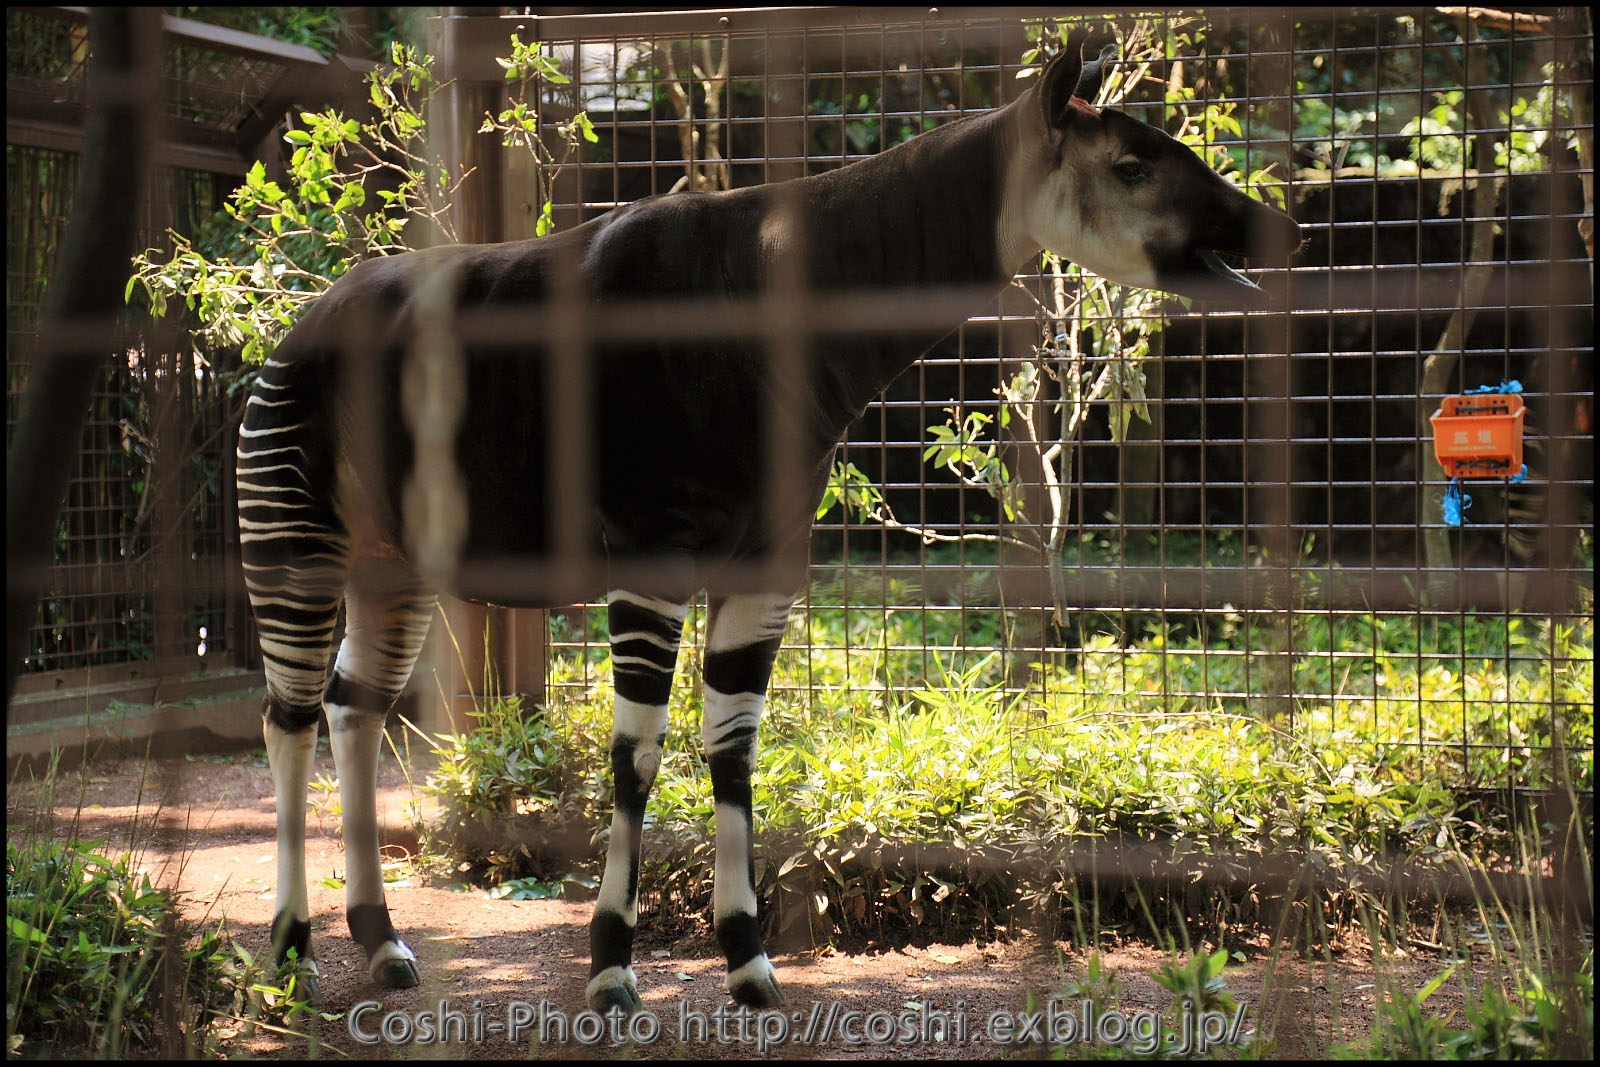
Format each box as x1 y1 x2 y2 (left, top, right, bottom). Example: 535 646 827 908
1037 163 1162 286
996 105 1183 290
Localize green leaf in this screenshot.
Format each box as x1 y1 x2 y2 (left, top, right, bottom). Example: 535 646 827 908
6 916 47 944
284 129 312 145
1417 964 1458 1005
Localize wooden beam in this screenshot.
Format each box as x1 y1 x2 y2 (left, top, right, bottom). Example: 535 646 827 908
1434 6 1554 31
6 117 252 175
434 7 1053 82
235 53 378 160
33 6 331 66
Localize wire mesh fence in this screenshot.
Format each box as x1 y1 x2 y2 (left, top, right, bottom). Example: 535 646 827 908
516 7 1592 795
6 142 240 679
4 7 1592 796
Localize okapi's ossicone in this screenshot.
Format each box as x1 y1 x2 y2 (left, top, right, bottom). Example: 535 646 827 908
238 37 1303 1012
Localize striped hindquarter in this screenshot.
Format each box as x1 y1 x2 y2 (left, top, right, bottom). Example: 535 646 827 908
238 356 433 992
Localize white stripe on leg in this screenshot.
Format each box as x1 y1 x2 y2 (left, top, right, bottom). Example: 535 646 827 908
265 717 317 962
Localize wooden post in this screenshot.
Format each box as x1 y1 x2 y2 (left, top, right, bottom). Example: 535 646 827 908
494 12 551 710
415 9 549 733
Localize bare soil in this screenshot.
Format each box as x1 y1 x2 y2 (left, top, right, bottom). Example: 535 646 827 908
8 744 1499 1060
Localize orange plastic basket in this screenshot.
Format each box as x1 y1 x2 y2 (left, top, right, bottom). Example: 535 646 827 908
1429 392 1525 478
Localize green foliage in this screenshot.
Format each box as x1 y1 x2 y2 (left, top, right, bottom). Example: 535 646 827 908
923 409 1018 520
509 574 1596 945
127 36 592 376
1152 948 1237 1017
4 754 338 1058
165 7 347 56
423 692 590 882
427 692 571 823
1331 956 1594 1060
5 836 177 1054
486 33 599 236
1397 78 1572 175
816 460 885 523
206 940 326 1048
2 831 294 1057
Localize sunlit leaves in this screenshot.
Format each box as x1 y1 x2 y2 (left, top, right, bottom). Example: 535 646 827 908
126 36 590 375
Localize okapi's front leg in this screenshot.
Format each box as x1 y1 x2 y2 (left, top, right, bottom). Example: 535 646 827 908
587 592 689 1014
703 592 794 1007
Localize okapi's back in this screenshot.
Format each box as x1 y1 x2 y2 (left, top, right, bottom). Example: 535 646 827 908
238 241 570 597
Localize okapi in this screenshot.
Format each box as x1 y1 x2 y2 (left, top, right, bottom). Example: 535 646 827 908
238 39 1303 1013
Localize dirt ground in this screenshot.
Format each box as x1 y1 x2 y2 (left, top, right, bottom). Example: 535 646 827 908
8 744 1501 1060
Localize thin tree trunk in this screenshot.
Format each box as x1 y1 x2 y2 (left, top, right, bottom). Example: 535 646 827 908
6 8 161 706
1558 7 1593 285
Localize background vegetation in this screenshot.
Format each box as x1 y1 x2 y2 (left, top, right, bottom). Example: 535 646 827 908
7 6 1592 1058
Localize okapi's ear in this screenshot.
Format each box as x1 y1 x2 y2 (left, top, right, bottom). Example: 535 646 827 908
1038 34 1087 132
1074 42 1121 106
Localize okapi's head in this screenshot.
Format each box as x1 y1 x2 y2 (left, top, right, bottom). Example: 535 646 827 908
1001 36 1305 306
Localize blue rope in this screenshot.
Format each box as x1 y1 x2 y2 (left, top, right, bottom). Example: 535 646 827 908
1438 381 1526 526
1442 479 1471 527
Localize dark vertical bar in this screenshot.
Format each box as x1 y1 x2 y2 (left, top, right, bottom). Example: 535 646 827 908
761 182 809 597
5 7 162 704
1247 10 1296 724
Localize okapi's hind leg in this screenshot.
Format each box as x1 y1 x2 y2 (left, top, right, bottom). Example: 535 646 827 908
325 554 435 988
587 591 690 1015
248 546 350 1001
703 592 795 1007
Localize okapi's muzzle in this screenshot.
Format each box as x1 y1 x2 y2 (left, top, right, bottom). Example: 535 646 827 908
1160 185 1305 308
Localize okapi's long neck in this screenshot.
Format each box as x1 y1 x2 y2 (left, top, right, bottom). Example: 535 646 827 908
791 104 1019 436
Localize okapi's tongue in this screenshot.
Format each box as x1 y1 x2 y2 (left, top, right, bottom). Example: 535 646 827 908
1199 249 1262 294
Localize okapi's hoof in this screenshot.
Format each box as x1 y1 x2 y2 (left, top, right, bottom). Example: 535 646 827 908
367 939 420 989
374 956 420 989
589 982 644 1017
730 972 785 1008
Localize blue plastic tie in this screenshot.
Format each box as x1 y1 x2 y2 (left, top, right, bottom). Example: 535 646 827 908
1510 463 1528 484
1463 379 1523 395
1442 479 1471 527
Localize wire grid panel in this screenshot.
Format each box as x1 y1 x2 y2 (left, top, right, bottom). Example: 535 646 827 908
5 149 237 677
519 7 1592 794
6 7 313 143
4 9 89 107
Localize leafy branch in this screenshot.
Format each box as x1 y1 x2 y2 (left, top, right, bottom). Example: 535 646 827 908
820 18 1290 628
126 37 594 372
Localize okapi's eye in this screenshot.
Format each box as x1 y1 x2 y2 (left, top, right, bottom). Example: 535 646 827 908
1113 159 1148 184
